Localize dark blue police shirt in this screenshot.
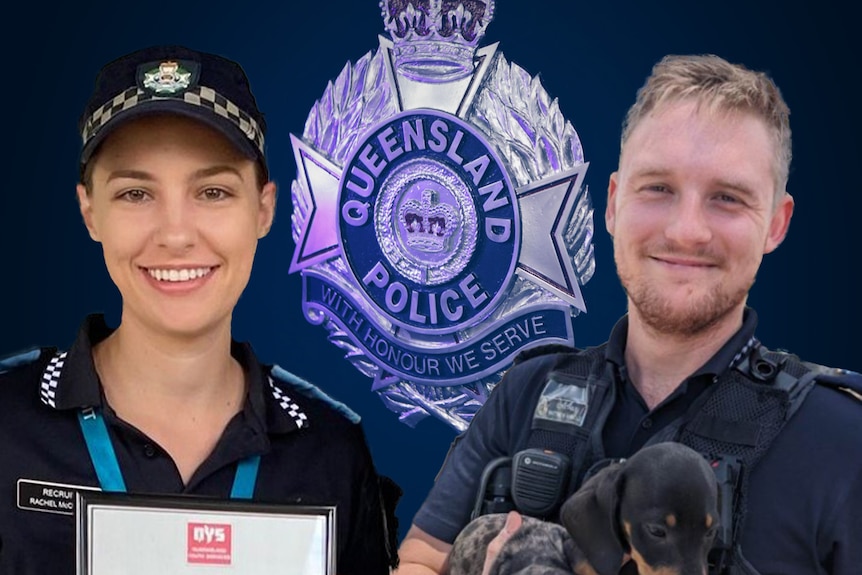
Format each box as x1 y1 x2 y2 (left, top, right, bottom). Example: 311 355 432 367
412 309 862 575
0 315 391 575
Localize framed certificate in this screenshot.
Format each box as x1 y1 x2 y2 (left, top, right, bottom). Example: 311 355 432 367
75 491 335 575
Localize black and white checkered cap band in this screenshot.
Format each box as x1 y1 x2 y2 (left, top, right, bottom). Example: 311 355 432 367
82 85 264 156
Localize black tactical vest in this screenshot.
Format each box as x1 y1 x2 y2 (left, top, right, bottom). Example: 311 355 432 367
522 342 859 575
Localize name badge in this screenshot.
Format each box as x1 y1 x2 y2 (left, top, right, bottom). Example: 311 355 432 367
17 478 98 516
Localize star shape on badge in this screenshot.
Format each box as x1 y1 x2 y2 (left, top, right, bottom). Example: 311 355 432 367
142 61 192 94
289 135 342 272
515 164 590 313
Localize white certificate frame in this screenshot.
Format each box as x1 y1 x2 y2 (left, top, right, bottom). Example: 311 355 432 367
76 491 335 575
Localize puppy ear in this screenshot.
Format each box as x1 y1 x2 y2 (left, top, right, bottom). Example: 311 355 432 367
560 463 627 575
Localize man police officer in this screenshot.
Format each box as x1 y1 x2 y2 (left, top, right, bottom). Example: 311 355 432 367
395 54 862 575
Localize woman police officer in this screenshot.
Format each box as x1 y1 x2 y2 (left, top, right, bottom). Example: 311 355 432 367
0 45 396 574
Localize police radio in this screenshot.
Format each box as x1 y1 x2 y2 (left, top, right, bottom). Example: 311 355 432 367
471 448 571 521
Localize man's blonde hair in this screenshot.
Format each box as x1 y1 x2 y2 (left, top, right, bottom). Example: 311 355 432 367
621 54 791 197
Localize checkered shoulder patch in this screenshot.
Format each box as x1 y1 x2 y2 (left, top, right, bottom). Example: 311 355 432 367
267 376 310 430
40 351 68 408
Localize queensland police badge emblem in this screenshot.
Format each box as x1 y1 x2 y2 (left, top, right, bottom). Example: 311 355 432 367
289 0 595 431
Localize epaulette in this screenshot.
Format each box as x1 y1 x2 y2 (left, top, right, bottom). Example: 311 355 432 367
809 364 862 403
0 348 43 375
513 343 578 365
270 365 361 424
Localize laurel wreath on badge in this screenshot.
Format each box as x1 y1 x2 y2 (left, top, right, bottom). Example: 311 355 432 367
289 33 594 430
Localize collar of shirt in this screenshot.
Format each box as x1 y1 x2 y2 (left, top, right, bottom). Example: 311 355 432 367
44 314 302 438
601 308 760 457
605 307 760 384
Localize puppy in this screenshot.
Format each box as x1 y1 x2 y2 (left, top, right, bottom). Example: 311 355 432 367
562 441 719 575
447 442 719 575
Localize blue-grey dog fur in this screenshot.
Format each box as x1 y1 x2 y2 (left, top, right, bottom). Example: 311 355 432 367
446 513 579 575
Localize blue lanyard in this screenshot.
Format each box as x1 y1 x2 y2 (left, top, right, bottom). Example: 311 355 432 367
78 407 260 499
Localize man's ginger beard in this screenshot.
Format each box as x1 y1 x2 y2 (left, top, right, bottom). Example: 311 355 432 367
614 241 754 337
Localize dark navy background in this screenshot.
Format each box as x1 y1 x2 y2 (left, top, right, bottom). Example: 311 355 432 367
1 1 859 542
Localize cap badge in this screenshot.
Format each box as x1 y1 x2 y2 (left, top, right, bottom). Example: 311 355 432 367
142 61 192 94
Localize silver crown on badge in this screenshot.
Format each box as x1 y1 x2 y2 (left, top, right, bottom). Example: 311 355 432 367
380 0 495 80
400 189 459 253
